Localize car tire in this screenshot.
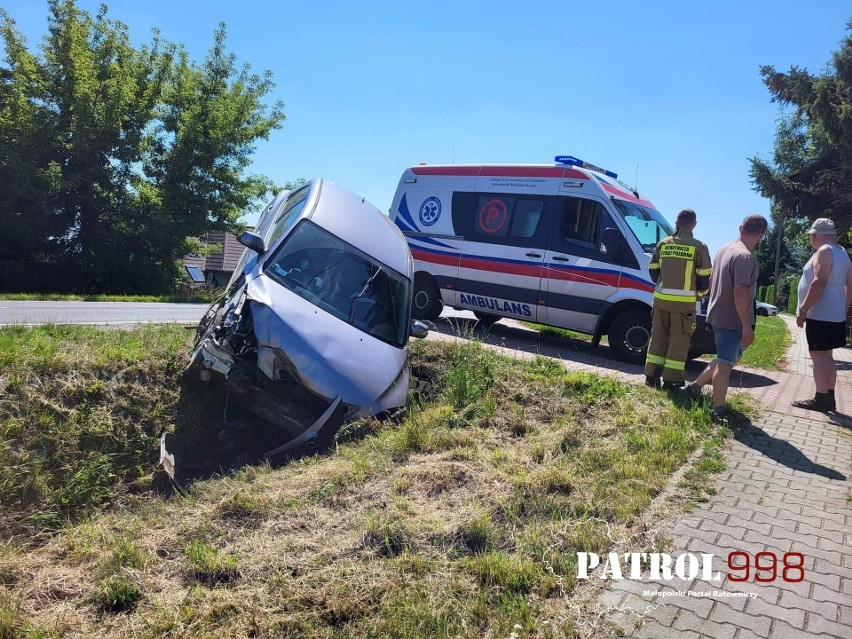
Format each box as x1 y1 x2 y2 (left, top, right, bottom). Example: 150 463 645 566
608 309 652 365
473 312 501 328
412 275 443 321
756 308 768 316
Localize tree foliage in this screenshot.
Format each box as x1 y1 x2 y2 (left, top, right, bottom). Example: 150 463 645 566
750 19 852 242
0 0 284 292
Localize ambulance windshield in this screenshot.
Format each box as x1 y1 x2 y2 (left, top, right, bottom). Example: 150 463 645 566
611 199 674 253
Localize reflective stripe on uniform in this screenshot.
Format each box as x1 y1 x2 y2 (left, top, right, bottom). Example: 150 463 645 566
683 260 693 291
696 267 712 276
654 291 697 303
646 353 666 366
648 262 660 269
664 359 685 371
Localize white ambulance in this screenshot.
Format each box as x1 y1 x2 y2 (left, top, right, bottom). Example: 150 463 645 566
389 155 684 364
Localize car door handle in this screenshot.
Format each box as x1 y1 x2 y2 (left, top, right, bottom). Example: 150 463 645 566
552 255 570 262
525 252 542 258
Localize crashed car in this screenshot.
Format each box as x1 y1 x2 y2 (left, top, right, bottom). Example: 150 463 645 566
161 180 428 480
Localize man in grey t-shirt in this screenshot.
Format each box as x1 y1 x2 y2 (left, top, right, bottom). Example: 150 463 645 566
683 215 768 421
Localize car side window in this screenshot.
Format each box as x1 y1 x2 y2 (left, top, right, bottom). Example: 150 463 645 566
266 186 311 247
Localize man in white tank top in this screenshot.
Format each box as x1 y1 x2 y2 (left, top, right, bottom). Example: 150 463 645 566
793 218 852 412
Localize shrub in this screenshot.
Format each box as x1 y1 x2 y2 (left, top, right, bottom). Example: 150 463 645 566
766 284 775 305
758 285 767 303
787 276 801 313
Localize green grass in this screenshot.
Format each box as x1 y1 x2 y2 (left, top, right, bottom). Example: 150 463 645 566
0 326 736 637
700 315 790 369
0 324 194 533
0 292 218 303
739 315 791 369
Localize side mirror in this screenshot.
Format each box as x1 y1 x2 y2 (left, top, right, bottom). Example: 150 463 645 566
600 227 624 259
238 231 266 255
410 319 429 339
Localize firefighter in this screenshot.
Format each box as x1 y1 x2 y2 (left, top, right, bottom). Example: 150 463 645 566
645 209 712 389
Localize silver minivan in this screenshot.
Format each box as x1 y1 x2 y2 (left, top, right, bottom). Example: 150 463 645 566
162 180 425 479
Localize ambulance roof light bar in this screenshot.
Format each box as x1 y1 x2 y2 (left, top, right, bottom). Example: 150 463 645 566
555 155 618 179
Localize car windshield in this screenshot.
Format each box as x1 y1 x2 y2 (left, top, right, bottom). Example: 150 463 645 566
611 199 674 253
264 220 411 348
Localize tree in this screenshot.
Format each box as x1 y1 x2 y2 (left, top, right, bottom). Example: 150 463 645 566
750 19 852 243
0 1 284 292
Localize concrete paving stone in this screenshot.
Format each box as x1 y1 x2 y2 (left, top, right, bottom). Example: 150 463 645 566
818 517 849 533
744 596 806 629
842 577 852 595
768 619 830 639
611 578 657 597
658 592 714 618
788 542 844 567
805 572 842 594
635 621 698 639
806 613 849 638
671 612 736 639
750 511 796 532
709 503 753 522
778 590 838 621
698 519 748 541
716 534 769 556
741 530 793 553
707 605 771 638
733 629 772 639
680 530 722 550
767 528 822 549
795 522 845 545
815 536 850 554
737 501 786 519
598 590 626 609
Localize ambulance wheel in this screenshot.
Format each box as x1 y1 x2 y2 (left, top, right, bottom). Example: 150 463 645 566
473 312 500 328
412 275 443 321
608 309 652 365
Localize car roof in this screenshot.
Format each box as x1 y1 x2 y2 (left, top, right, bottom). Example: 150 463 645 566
306 179 412 277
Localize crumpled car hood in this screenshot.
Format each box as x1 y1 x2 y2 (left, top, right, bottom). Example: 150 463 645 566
245 274 408 416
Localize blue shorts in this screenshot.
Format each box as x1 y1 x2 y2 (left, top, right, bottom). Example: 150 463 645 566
713 328 743 366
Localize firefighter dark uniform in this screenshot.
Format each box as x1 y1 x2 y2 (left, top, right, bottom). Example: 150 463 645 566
645 229 712 385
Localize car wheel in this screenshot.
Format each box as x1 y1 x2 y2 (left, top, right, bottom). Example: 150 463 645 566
473 311 501 328
607 309 652 365
412 275 443 320
756 308 768 316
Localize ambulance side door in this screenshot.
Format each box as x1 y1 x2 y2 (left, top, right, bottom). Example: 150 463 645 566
541 195 624 332
453 191 552 322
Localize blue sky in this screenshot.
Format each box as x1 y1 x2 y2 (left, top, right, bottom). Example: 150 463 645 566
5 0 851 254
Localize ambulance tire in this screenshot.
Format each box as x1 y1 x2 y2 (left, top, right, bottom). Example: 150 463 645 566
413 275 443 321
607 309 652 365
473 312 501 328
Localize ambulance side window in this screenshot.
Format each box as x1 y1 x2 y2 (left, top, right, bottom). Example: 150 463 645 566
452 191 548 247
554 196 627 264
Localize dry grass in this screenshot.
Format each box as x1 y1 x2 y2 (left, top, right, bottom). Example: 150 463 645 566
0 328 735 638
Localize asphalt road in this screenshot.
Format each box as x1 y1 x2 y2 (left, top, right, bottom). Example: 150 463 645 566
0 300 210 326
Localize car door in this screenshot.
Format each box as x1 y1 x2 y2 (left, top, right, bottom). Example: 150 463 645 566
541 195 624 332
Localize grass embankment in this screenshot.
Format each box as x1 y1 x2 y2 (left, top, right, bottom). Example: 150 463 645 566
523 323 604 345
0 325 750 638
0 293 219 303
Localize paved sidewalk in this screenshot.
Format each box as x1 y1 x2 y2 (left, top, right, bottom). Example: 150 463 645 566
603 410 851 638
595 317 852 638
